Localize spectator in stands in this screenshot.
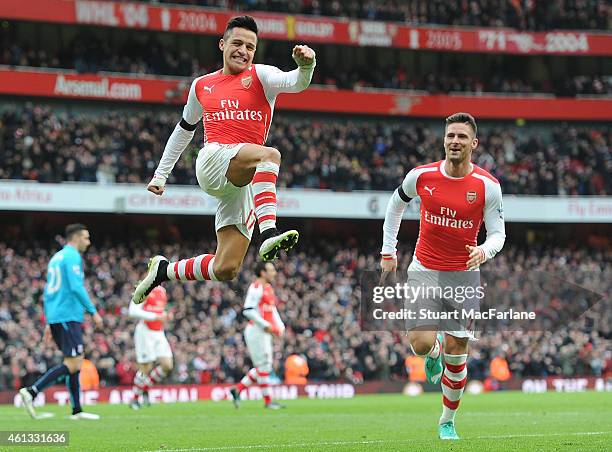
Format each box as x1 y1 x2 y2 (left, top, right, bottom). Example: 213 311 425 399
0 238 609 390
1 105 609 195
2 25 610 96
134 0 611 31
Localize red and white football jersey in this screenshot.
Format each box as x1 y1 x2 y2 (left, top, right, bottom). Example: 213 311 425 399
182 64 313 145
384 160 505 271
243 281 284 332
141 286 168 331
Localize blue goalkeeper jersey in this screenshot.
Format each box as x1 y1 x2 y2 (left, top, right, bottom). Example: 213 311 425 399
43 245 96 324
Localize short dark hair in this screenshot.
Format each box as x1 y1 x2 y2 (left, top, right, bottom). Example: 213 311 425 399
254 261 269 278
445 112 477 136
65 223 87 240
224 15 258 39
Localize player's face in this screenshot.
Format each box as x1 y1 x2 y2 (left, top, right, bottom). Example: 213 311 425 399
75 230 91 252
444 122 478 164
219 27 257 74
263 263 277 282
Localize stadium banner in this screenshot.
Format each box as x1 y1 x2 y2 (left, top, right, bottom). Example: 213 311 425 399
5 377 611 407
6 382 394 407
0 68 188 104
1 181 611 223
2 67 612 120
1 0 612 56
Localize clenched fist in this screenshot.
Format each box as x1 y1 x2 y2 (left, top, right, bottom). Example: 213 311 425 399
147 174 167 196
292 45 316 68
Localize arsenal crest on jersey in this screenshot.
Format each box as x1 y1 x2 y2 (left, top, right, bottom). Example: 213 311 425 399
466 191 477 203
241 75 253 89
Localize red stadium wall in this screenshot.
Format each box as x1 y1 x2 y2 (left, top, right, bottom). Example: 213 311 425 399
5 377 611 407
2 68 611 120
1 0 611 55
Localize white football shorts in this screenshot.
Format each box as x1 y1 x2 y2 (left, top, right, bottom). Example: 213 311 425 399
134 323 173 364
244 323 273 369
407 257 478 341
196 142 256 241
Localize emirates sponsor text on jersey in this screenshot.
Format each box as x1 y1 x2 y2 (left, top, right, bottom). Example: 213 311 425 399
203 99 264 122
424 207 475 229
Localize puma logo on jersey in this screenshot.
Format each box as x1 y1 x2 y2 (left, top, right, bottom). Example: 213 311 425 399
424 186 436 196
203 85 214 93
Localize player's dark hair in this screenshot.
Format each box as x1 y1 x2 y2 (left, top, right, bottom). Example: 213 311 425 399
224 15 258 39
254 261 269 278
445 112 477 136
65 223 88 240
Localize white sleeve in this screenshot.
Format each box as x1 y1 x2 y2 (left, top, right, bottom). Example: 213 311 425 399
129 301 158 321
242 284 270 329
182 77 204 126
154 78 202 179
271 307 285 333
479 182 506 260
381 170 419 257
256 64 315 102
154 124 196 179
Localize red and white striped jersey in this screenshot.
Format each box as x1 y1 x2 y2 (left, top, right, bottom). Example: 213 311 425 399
129 286 168 331
243 281 284 332
382 160 505 271
182 64 313 145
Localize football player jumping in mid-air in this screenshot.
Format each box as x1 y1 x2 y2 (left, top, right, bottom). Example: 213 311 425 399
132 15 315 305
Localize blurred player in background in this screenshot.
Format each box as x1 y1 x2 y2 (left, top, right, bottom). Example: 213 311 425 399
380 113 505 440
128 286 173 410
132 15 316 304
19 224 103 420
230 262 285 409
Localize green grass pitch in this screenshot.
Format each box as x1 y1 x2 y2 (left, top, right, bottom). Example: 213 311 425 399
1 391 611 451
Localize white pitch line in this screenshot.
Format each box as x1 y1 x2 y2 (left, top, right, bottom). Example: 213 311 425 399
142 431 612 452
463 411 584 417
474 431 611 440
142 440 391 452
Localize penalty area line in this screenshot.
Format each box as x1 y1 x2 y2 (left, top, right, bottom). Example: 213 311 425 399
142 432 612 452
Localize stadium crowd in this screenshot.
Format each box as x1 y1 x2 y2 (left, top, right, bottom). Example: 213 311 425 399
1 105 609 195
314 68 612 97
1 238 610 391
2 31 610 97
142 0 610 31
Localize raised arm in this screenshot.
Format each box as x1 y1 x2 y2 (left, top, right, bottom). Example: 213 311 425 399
148 77 204 195
257 45 316 100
